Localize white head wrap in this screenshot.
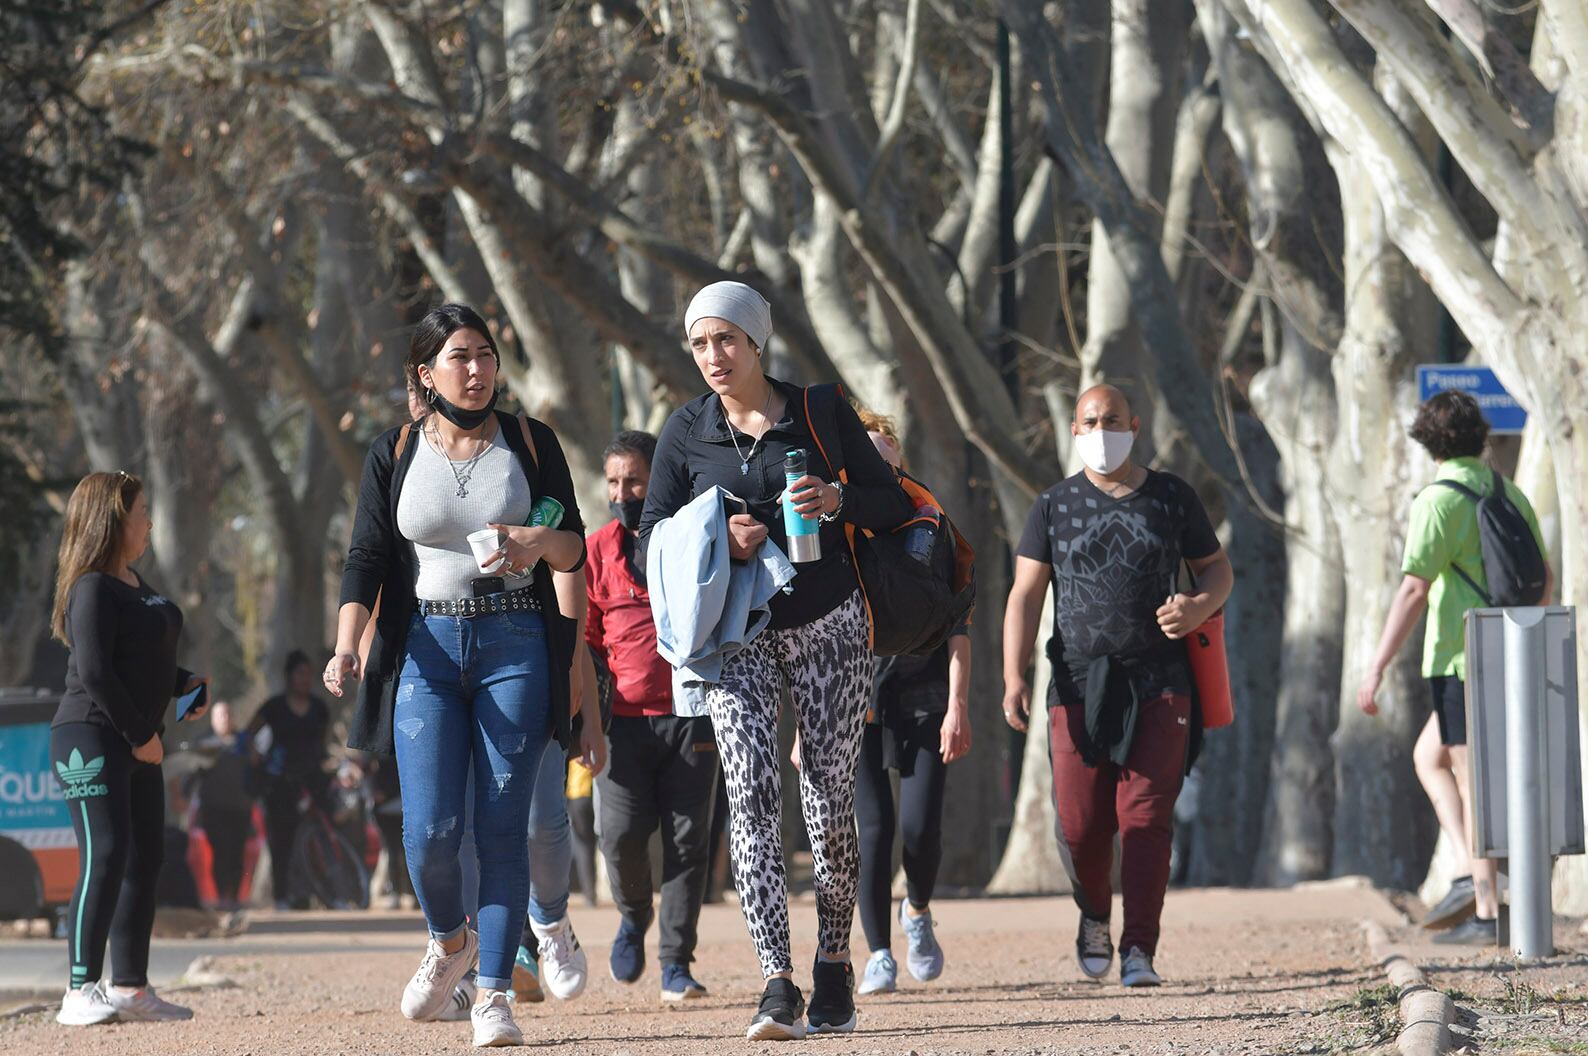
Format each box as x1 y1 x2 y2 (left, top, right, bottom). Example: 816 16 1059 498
684 281 774 351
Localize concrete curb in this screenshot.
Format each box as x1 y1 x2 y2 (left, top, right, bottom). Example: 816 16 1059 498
1364 920 1456 1056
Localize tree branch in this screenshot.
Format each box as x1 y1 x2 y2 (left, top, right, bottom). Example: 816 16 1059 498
1230 0 1524 355
470 129 839 384
862 0 924 200
1425 0 1554 140
1329 0 1582 267
1000 0 1248 497
283 93 471 304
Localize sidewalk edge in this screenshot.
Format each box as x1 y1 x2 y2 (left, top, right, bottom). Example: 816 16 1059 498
1363 919 1456 1056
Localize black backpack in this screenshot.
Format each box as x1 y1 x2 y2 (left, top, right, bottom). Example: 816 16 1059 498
1431 469 1548 607
802 384 976 657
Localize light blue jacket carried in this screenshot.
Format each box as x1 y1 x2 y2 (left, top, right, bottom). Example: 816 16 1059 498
647 486 797 716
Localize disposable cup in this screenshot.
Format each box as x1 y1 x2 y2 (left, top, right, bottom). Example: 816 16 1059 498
467 528 505 574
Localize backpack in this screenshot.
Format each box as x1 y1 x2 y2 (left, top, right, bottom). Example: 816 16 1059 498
802 384 976 657
1431 469 1548 608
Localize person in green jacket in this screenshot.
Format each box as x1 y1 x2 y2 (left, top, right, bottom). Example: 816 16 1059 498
1357 390 1552 946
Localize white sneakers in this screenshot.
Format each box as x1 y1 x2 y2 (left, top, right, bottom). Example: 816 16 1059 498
529 916 588 1000
56 982 117 1026
402 929 481 1021
471 989 523 1048
436 979 478 1022
57 981 192 1025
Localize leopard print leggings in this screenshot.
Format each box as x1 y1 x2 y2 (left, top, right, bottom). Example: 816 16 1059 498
706 591 874 978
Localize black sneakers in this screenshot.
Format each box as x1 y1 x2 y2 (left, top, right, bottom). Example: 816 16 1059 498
747 977 806 1041
807 958 858 1034
1432 915 1496 946
1422 876 1477 931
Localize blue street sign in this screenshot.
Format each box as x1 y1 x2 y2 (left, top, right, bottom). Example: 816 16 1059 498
1417 365 1528 435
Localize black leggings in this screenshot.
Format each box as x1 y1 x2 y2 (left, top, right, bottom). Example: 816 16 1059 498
853 716 949 953
52 722 164 989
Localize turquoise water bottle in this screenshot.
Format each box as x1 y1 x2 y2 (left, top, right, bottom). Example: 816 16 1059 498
782 449 821 563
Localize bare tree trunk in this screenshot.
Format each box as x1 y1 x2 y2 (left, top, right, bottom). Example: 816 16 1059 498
1326 71 1441 890
985 592 1070 894
1187 413 1285 885
1201 0 1343 884
1079 0 1189 463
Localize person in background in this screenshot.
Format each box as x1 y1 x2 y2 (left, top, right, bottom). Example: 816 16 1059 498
590 430 719 1002
843 410 973 996
49 470 209 1026
566 756 598 907
329 760 371 867
195 701 254 910
1002 384 1232 989
1356 390 1551 945
249 650 331 911
368 757 412 910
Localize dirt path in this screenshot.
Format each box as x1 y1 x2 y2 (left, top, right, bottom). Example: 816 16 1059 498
2 884 1405 1055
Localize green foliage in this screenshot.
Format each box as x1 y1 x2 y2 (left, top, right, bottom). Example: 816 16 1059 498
1320 984 1401 1051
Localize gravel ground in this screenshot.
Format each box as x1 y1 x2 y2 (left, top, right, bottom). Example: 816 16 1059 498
2 884 1410 1055
1398 919 1588 1054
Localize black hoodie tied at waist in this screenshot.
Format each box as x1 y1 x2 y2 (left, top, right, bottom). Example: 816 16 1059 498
1058 645 1203 772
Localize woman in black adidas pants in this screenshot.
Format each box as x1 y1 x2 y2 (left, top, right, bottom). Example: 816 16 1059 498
640 281 910 1040
48 471 208 1026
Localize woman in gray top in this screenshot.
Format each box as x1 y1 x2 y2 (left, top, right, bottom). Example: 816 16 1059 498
324 303 587 1047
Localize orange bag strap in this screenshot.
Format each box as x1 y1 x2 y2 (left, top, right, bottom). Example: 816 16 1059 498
517 413 540 470
393 422 414 460
802 385 876 650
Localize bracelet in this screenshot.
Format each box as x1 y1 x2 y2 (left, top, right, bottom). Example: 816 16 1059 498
819 482 846 523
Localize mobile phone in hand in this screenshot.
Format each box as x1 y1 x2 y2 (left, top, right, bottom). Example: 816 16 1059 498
175 682 207 722
722 493 749 520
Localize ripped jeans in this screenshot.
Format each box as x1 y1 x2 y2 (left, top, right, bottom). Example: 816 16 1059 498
395 609 551 991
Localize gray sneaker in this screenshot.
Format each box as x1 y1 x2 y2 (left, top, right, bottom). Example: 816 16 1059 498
1120 946 1161 988
858 949 897 995
897 902 944 982
103 985 193 1022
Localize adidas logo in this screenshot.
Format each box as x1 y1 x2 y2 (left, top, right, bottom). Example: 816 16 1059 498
55 749 108 799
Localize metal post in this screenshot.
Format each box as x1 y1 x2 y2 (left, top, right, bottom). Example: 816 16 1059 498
1504 607 1553 959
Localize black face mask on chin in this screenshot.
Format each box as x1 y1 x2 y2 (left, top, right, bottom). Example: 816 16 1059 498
609 497 645 531
429 387 499 430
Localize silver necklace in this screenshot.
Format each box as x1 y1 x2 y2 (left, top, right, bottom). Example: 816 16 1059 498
727 386 776 475
433 425 489 498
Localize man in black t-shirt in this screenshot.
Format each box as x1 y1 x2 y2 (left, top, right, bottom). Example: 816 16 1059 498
1002 384 1233 989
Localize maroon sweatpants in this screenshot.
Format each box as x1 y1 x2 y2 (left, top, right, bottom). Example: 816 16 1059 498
1049 692 1191 957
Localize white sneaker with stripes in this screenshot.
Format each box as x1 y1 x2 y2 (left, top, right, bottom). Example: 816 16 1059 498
437 978 477 1022
56 982 117 1026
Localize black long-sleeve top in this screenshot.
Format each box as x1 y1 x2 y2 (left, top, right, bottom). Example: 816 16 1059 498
339 409 586 757
53 571 192 748
639 377 912 630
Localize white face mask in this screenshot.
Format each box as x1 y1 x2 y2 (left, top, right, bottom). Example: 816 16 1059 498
1074 427 1136 475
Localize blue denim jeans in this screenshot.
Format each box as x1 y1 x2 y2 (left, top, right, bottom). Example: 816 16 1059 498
395 609 551 991
459 742 572 932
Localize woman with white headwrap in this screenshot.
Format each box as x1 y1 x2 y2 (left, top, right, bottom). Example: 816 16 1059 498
638 282 910 1040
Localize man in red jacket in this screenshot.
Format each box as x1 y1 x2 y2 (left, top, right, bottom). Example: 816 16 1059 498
588 431 719 1002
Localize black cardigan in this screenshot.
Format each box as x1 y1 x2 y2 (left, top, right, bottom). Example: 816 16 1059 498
639 377 911 630
340 410 586 757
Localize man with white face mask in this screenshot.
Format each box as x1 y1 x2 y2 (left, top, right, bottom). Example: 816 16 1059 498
1001 384 1233 990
